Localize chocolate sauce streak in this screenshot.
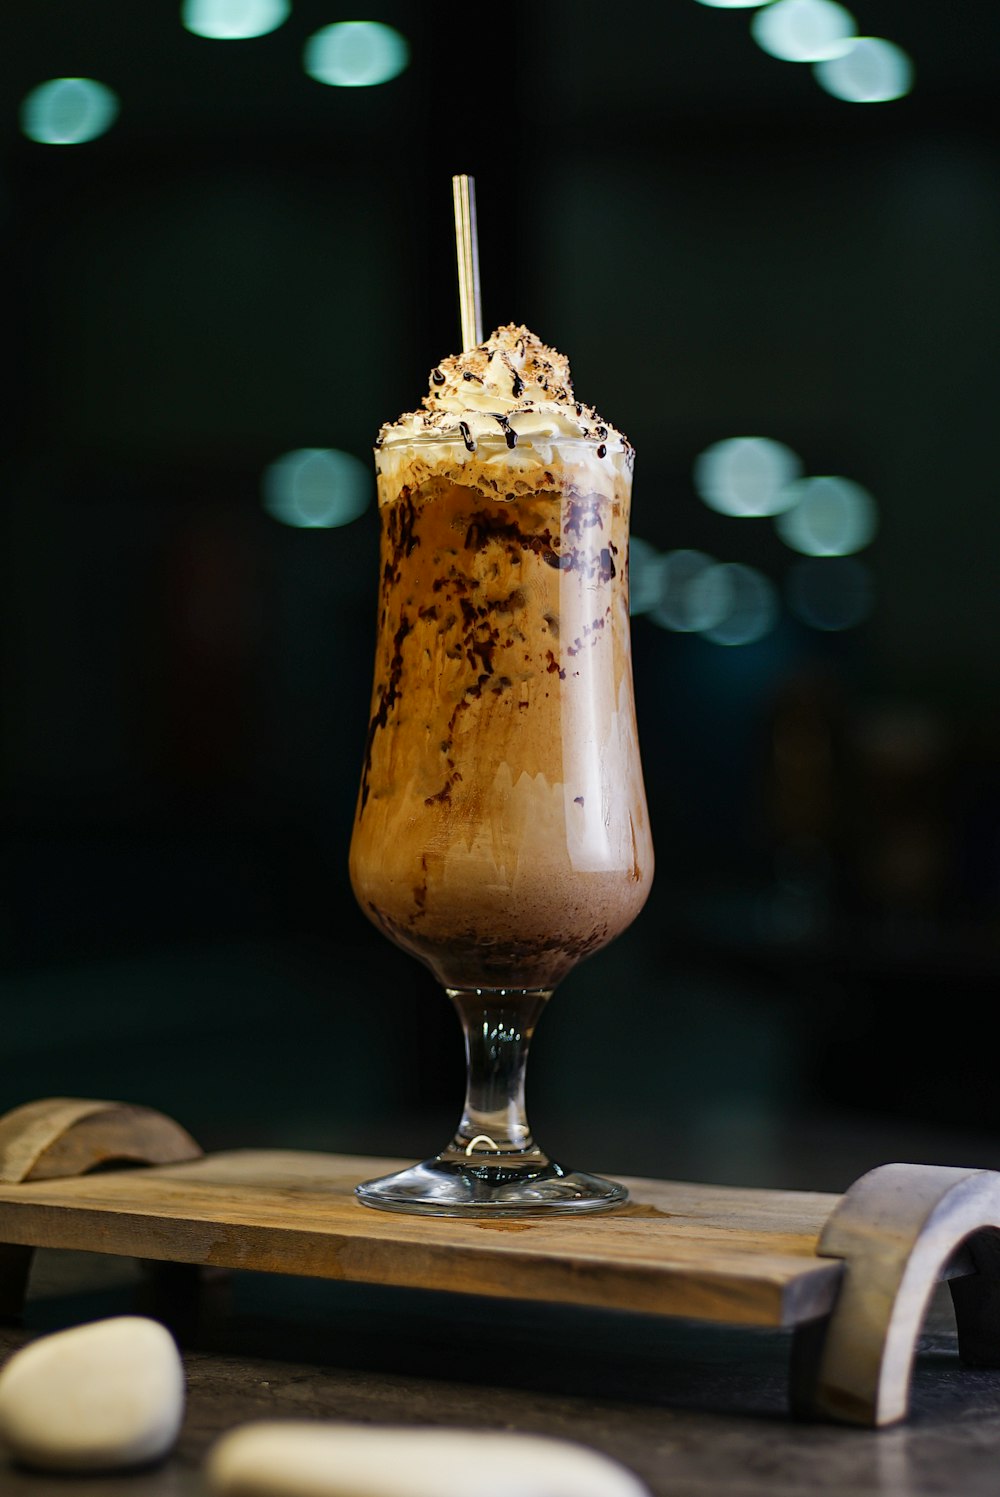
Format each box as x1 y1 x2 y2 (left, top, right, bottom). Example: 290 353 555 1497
424 767 463 807
464 509 559 569
413 852 428 911
545 649 567 681
359 614 410 811
493 413 518 449
565 497 604 538
387 487 420 559
462 500 617 584
363 484 618 818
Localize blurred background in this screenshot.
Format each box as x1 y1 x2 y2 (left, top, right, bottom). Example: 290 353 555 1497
2 0 999 1193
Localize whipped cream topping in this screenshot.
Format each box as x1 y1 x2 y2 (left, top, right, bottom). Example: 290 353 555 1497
376 323 632 461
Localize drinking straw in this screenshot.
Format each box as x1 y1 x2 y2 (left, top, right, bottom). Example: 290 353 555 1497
452 174 483 352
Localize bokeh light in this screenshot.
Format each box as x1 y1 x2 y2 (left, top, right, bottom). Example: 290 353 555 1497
786 557 874 630
814 37 914 102
701 564 780 646
262 449 371 529
181 0 290 40
628 536 662 616
692 0 772 8
303 22 410 87
650 550 723 632
693 436 803 517
20 79 120 146
751 0 856 63
774 476 878 556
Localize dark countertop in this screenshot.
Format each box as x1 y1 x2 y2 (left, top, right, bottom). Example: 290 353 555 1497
2 1241 1000 1497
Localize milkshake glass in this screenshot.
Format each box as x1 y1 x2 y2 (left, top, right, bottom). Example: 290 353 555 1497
350 325 654 1214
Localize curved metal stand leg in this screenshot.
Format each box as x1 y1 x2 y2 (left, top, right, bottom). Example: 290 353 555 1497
790 1162 1000 1426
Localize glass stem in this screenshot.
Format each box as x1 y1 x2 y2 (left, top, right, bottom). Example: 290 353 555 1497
445 988 552 1161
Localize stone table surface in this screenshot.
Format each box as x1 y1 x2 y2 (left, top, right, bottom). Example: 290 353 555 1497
2 1246 1000 1497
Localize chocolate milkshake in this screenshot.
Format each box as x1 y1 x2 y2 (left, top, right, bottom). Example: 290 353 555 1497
350 324 654 991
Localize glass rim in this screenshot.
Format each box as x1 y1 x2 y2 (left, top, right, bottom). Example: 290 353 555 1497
375 432 618 452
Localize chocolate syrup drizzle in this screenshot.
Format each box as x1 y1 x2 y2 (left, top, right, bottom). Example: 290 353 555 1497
359 486 622 818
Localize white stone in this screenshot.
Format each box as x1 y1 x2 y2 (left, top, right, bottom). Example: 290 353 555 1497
0 1314 185 1471
205 1421 650 1497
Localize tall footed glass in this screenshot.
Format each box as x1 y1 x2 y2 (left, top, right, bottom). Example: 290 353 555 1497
349 432 654 1215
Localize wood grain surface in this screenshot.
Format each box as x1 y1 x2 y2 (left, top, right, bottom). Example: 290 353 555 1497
0 1150 843 1328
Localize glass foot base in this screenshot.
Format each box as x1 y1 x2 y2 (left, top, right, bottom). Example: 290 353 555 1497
355 1155 628 1217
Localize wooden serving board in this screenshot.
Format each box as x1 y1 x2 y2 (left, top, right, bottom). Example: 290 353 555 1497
0 1147 843 1330
4 1098 1000 1428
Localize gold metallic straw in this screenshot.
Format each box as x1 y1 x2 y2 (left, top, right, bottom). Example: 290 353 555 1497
452 174 483 352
